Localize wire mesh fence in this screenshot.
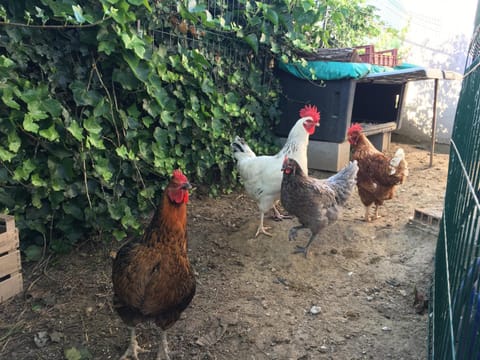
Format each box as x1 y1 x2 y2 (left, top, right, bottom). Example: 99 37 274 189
149 0 275 86
429 6 480 358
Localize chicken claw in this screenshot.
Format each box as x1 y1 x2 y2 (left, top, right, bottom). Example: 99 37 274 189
156 331 171 360
255 213 273 237
288 227 298 241
255 225 272 237
288 225 305 241
272 204 293 221
119 327 146 360
293 245 309 258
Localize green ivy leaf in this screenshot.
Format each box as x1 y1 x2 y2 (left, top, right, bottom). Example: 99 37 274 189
93 156 113 182
113 229 127 241
123 53 150 82
39 124 60 142
42 98 63 118
84 117 103 135
63 201 84 221
265 8 279 26
116 145 136 161
1 87 21 110
13 159 36 181
67 120 84 141
0 146 15 162
86 135 106 150
7 130 21 152
24 245 43 262
23 114 40 133
243 33 259 55
72 5 85 23
31 173 47 187
121 33 146 59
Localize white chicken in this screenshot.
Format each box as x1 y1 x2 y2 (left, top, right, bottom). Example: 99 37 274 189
231 105 320 237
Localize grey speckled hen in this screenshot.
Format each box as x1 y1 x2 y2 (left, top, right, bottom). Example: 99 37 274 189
280 157 358 257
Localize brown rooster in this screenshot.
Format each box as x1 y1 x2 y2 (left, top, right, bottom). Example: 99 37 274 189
112 169 195 360
280 157 358 257
347 123 408 222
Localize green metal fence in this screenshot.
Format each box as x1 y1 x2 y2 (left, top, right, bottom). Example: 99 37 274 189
429 6 480 359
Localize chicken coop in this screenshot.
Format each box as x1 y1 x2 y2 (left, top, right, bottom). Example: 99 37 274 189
275 51 462 171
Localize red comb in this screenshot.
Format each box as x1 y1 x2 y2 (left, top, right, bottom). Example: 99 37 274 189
172 169 188 183
299 104 320 123
347 123 363 135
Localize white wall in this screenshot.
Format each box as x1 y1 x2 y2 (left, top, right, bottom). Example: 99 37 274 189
398 36 468 144
370 0 476 144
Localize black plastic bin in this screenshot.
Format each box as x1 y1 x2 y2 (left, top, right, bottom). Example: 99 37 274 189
275 68 406 144
275 69 356 143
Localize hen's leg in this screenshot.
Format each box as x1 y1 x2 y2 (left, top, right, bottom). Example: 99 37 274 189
119 327 145 360
272 202 293 221
288 225 306 242
255 212 272 237
374 205 381 219
294 233 318 258
156 331 171 360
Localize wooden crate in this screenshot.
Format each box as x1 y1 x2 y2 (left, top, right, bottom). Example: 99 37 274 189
355 44 399 67
0 215 23 303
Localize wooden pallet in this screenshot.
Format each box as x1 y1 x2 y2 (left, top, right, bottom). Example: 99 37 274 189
0 215 23 303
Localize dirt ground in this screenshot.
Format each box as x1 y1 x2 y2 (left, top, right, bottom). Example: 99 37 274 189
0 140 449 360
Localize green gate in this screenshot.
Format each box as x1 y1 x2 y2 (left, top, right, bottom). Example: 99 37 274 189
429 5 480 359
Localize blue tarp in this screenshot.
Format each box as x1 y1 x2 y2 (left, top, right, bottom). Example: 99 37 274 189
278 60 418 81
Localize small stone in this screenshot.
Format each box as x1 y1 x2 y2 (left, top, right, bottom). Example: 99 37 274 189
34 331 49 348
319 345 328 353
366 296 374 301
382 326 392 331
309 305 321 315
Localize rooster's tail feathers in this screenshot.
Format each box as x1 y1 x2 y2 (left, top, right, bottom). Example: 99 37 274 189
389 148 408 178
389 148 404 167
231 136 256 159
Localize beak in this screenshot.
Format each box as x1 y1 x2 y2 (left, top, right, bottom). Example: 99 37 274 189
182 182 192 190
315 122 320 127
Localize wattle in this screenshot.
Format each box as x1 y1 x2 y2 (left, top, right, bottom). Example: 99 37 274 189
169 189 189 204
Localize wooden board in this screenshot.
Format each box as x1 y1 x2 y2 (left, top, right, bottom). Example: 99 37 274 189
0 250 21 278
0 214 16 233
0 272 23 303
0 228 19 254
0 214 23 303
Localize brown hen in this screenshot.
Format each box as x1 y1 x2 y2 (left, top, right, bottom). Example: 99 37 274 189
112 169 195 360
347 123 408 222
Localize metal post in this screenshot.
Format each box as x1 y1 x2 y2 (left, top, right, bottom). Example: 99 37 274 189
430 78 439 167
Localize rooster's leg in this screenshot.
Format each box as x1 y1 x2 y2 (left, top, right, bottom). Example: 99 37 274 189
255 212 272 237
364 205 371 222
156 331 171 360
294 233 318 258
288 225 306 241
272 203 293 221
119 327 145 360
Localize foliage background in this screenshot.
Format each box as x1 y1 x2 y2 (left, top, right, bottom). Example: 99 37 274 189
0 0 394 256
